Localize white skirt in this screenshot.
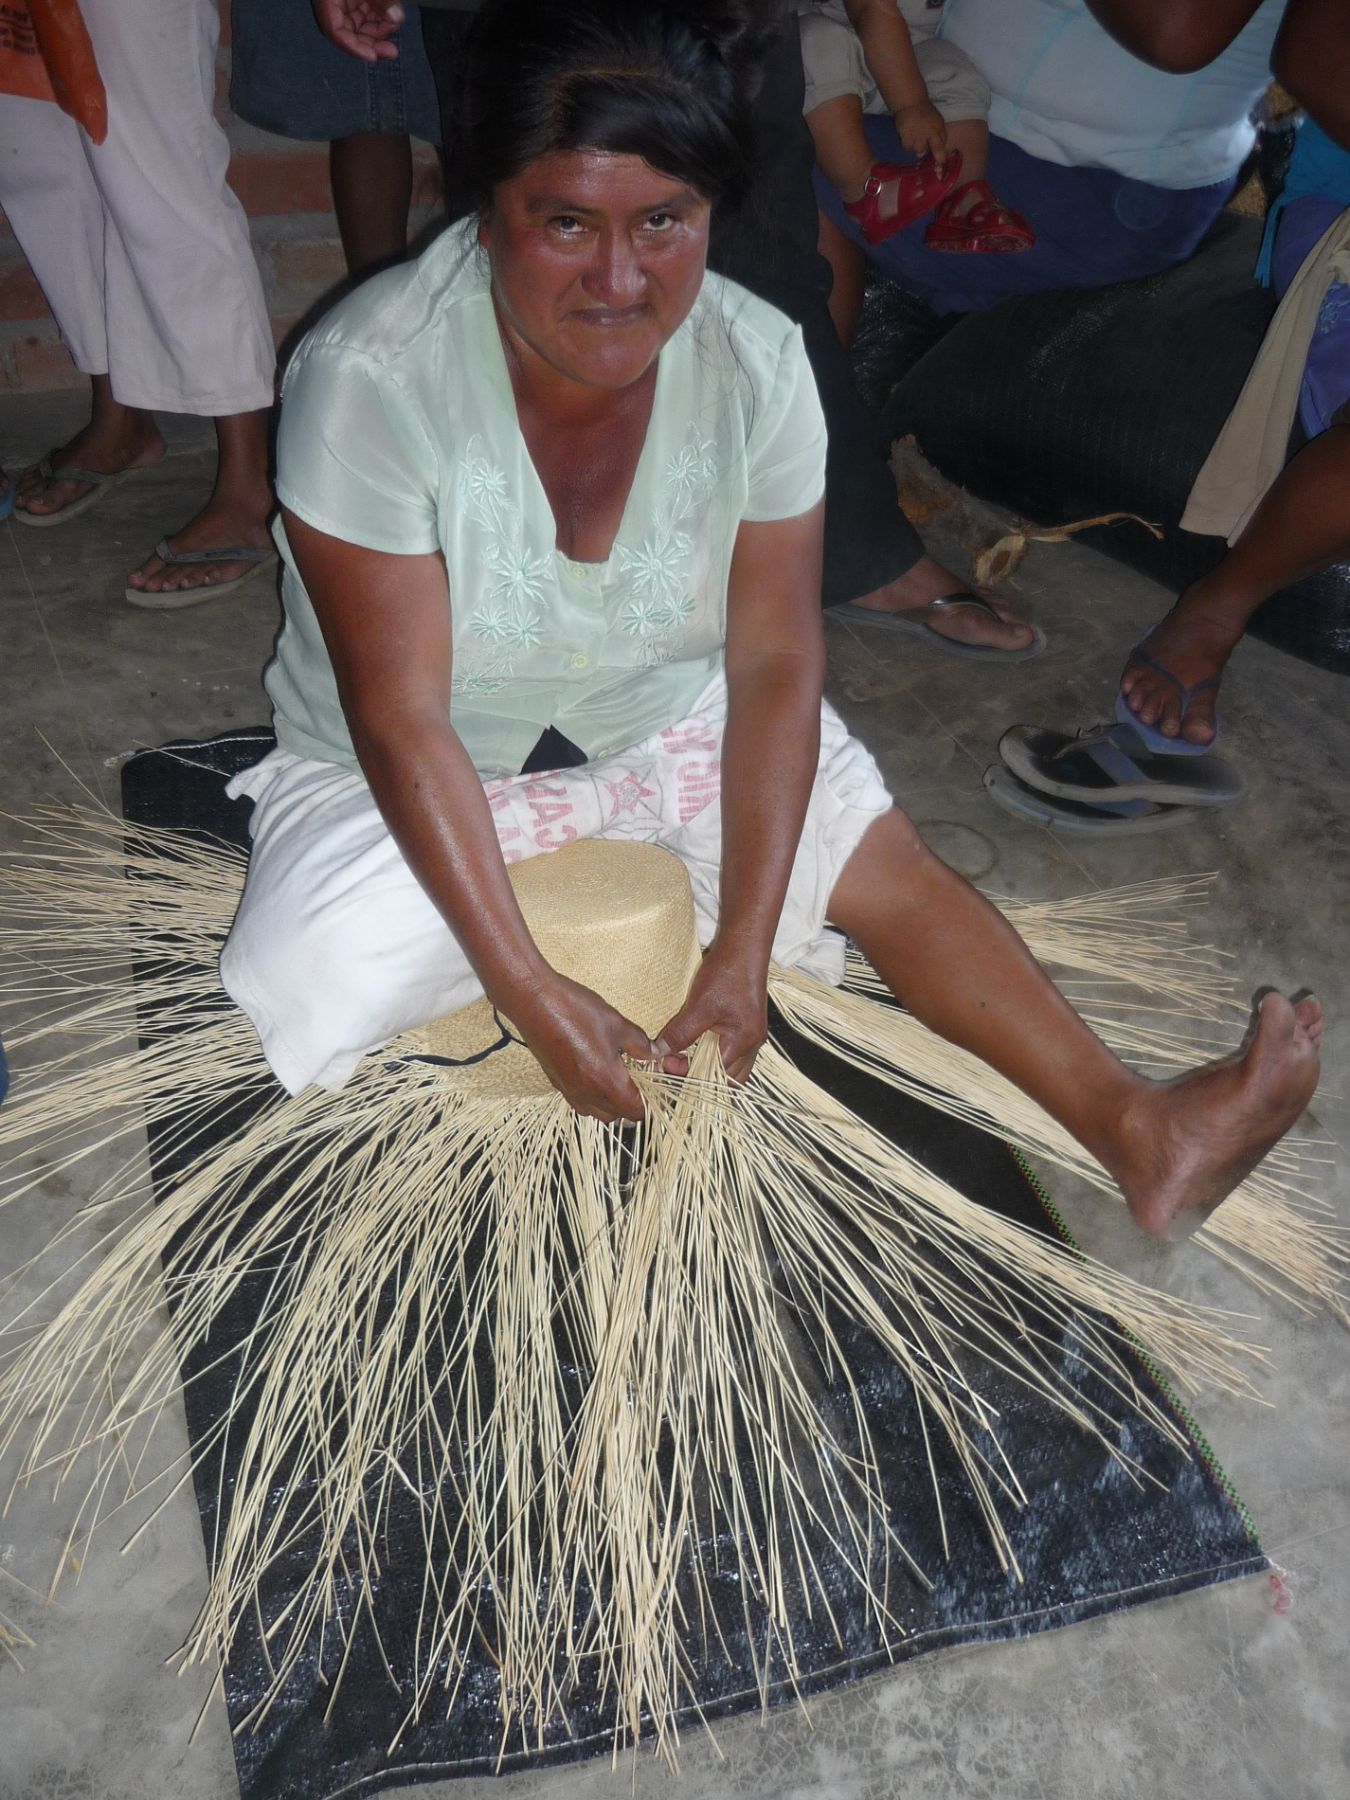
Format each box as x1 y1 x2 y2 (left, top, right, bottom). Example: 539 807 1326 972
219 678 893 1094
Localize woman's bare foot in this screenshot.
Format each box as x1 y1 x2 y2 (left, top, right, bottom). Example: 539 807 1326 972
1114 992 1323 1238
1119 586 1247 746
125 406 273 603
851 554 1038 653
125 494 274 601
15 404 164 521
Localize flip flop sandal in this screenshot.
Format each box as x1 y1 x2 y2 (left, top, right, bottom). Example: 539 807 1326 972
0 475 12 525
1115 644 1221 754
843 150 963 246
982 762 1200 834
924 182 1036 254
124 539 278 609
999 721 1243 808
830 591 1047 663
14 456 151 529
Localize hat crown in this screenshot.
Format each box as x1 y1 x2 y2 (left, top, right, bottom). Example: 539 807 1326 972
409 840 702 1089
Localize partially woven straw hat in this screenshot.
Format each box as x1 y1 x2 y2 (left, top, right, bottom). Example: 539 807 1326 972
0 798 1332 1763
403 838 702 1095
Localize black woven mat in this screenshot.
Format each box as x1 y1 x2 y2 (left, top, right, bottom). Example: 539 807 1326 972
122 733 1266 1800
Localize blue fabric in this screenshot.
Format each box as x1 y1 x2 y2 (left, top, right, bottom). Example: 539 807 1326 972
229 0 442 144
1266 194 1350 440
1282 119 1350 210
816 121 1229 316
1255 120 1350 284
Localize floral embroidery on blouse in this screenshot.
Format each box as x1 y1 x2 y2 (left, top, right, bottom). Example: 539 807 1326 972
451 429 722 692
613 436 719 664
454 438 546 687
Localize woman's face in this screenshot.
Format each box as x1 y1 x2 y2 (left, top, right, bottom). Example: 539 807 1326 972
480 150 712 394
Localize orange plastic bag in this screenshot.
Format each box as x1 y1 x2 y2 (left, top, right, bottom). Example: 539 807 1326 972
0 0 106 143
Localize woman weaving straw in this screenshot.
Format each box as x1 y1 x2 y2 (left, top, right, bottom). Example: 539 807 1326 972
220 0 1321 1241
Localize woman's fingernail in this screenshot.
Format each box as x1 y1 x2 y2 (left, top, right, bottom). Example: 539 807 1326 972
653 1038 670 1057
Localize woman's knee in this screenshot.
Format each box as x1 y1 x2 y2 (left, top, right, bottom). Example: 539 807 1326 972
827 804 928 930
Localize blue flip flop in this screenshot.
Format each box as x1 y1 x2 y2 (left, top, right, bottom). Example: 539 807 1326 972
1115 644 1220 756
0 474 13 525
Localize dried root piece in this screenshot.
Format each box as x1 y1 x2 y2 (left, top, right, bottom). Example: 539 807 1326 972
971 513 1164 589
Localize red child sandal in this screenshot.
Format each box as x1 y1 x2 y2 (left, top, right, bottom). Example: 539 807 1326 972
924 181 1036 254
843 150 963 246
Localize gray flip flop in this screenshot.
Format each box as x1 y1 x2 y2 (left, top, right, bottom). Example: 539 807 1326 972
14 456 148 529
124 539 278 609
982 762 1199 834
830 591 1047 663
999 722 1243 808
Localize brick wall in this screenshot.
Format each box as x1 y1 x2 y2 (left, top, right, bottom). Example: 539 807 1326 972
0 2 443 393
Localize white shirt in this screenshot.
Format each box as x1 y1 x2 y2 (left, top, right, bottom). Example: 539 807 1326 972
940 0 1283 189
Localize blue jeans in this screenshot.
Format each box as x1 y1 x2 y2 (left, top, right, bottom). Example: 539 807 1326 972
230 0 442 144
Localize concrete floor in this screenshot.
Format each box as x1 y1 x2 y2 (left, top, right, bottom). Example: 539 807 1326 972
1 390 1347 1800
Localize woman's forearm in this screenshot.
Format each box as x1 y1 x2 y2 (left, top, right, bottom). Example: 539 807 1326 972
1273 0 1350 150
714 649 822 968
352 712 551 1009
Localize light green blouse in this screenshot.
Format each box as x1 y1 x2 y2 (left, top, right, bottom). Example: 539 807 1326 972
268 221 827 778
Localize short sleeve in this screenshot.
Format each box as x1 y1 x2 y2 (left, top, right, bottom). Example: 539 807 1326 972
275 341 441 556
741 324 828 523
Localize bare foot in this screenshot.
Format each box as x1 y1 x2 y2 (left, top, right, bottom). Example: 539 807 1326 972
15 411 164 520
1116 993 1323 1238
125 491 274 602
851 554 1038 653
1119 589 1246 746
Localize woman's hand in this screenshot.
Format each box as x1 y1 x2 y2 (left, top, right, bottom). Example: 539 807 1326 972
311 0 403 62
506 972 658 1124
654 945 769 1087
894 102 949 172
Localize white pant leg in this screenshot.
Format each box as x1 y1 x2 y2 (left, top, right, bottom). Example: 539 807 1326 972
0 0 274 414
219 752 485 1096
913 37 991 126
219 693 892 1096
0 95 110 373
799 6 879 116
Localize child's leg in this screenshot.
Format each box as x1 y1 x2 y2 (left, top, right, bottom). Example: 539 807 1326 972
806 95 878 203
914 42 1034 250
943 118 990 192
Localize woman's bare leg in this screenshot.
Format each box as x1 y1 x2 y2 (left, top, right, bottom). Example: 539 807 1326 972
827 810 1323 1237
330 131 414 277
125 407 273 599
818 209 867 345
15 374 164 518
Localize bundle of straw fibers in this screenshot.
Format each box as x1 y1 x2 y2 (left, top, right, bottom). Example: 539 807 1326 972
0 801 1335 1760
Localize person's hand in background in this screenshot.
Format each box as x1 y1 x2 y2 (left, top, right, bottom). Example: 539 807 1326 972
311 0 404 62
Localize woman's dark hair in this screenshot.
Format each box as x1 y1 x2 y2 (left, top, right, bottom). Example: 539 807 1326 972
455 0 771 217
